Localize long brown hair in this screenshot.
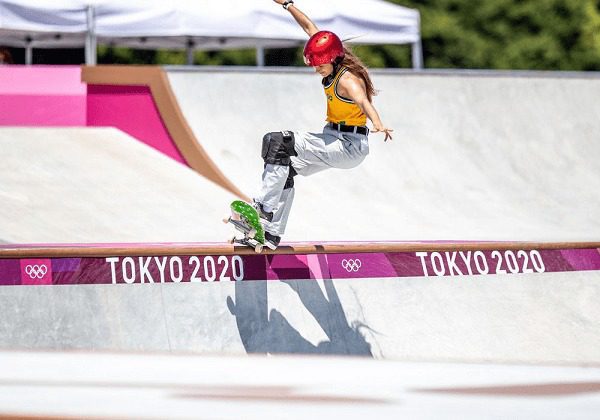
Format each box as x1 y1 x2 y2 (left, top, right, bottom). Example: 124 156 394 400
341 46 377 102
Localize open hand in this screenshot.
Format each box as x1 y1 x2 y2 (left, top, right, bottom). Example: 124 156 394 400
371 126 394 142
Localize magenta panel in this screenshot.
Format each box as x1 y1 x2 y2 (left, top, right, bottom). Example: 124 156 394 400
0 247 598 287
20 259 53 285
0 66 86 126
560 249 600 271
0 95 87 126
86 85 186 164
0 66 85 95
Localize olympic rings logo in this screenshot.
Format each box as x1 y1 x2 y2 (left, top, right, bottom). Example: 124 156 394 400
342 259 362 273
25 264 48 279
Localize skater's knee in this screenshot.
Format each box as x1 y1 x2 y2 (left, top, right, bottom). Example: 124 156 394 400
262 131 297 166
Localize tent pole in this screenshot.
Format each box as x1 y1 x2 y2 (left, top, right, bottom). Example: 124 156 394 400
411 40 423 70
186 39 195 65
85 5 97 65
256 46 265 67
25 37 33 65
412 13 424 70
25 47 32 65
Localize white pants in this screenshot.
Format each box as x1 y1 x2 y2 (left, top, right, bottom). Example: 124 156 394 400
256 125 370 236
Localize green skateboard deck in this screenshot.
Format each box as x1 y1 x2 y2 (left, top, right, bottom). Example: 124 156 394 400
223 200 266 253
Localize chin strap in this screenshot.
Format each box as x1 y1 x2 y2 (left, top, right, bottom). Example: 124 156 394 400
322 59 344 86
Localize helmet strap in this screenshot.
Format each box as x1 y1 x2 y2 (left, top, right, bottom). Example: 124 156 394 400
332 55 344 74
322 56 345 85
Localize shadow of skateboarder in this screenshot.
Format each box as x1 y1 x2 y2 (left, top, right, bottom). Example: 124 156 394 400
226 254 372 356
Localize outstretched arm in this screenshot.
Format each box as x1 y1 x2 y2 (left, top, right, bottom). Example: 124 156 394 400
273 0 319 37
339 74 394 142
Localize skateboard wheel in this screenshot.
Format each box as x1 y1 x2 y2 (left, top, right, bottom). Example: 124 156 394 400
222 217 230 224
248 228 257 239
254 244 263 253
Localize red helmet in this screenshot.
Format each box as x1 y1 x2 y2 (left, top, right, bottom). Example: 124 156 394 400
303 31 345 66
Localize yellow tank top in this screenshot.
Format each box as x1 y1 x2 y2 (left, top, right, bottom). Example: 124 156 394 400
324 67 367 126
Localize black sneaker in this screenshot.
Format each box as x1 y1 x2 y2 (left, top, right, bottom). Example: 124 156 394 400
252 201 273 223
264 232 281 250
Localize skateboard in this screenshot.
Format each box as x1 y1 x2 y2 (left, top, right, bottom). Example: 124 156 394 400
223 200 266 253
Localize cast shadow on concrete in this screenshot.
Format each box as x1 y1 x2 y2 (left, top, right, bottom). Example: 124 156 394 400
226 255 372 357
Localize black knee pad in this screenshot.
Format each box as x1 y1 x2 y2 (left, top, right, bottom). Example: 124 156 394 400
261 131 297 166
284 166 297 190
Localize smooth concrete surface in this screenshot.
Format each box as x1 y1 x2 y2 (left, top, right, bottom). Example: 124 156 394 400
1 271 599 364
168 70 600 242
1 350 599 419
0 127 236 243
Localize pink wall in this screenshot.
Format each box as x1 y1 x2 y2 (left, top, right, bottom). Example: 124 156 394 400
86 85 185 164
0 65 186 166
0 66 86 126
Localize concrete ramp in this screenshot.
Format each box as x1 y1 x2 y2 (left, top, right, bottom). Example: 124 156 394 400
0 127 236 243
1 242 599 364
168 69 600 242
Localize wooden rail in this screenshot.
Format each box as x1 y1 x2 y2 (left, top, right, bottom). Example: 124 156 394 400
1 242 598 259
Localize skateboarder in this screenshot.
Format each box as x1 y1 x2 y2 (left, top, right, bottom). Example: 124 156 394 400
254 0 394 249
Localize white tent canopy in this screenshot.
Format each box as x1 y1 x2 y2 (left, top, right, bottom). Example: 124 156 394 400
0 0 422 68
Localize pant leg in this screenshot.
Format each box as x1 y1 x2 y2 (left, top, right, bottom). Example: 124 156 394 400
255 128 368 237
255 163 289 213
255 165 294 236
292 127 369 176
265 187 295 236
254 130 308 226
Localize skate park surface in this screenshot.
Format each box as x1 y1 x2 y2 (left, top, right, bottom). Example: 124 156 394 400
168 68 600 242
1 67 600 418
0 127 237 244
1 350 600 420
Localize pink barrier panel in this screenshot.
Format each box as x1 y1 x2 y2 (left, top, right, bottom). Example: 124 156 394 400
1 247 599 286
0 66 186 165
0 66 86 126
87 85 186 164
